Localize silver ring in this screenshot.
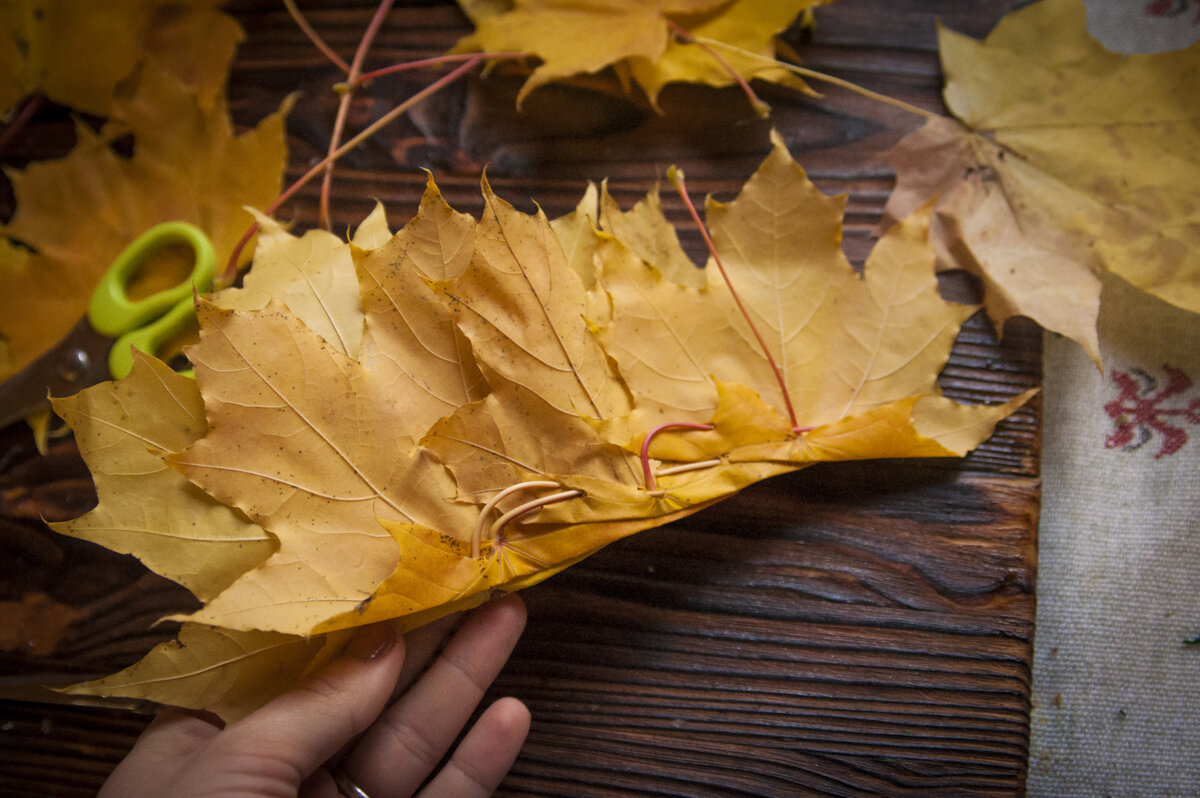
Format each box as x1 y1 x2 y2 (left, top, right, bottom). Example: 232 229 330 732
331 766 372 798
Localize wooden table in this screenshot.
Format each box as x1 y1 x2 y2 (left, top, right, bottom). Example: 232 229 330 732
0 2 1038 795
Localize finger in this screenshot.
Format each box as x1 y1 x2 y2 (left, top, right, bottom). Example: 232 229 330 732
326 614 462 770
299 768 341 798
98 710 221 797
416 697 531 798
135 708 222 759
206 621 406 787
343 593 527 798
391 611 461 700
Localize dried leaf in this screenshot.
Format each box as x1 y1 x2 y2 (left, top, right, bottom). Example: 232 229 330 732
599 132 1020 464
454 0 830 107
423 376 645 511
431 177 630 421
167 301 475 634
885 0 1200 363
934 165 1103 363
598 181 701 288
626 0 824 106
0 62 289 378
62 623 348 723
50 353 274 602
592 229 729 428
211 210 368 359
350 201 394 250
353 177 487 438
549 180 600 285
0 0 241 116
56 135 1030 719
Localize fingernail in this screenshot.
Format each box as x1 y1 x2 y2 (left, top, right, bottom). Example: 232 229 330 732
346 622 395 661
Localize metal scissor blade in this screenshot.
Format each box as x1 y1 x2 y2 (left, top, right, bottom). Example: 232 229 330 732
0 318 114 430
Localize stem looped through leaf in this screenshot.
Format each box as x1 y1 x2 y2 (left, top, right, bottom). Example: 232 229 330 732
655 459 723 478
469 480 587 558
488 489 585 547
639 422 714 491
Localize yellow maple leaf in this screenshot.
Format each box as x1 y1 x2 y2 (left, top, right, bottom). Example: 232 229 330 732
452 0 831 108
50 353 275 602
62 623 348 723
165 300 477 635
353 179 488 437
548 180 600 285
625 0 824 106
595 132 1031 469
211 203 392 359
0 61 289 379
597 180 702 288
430 176 631 421
54 136 1030 719
884 0 1200 365
0 0 241 116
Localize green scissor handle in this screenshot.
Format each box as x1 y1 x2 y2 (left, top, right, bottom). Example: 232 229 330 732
86 222 215 379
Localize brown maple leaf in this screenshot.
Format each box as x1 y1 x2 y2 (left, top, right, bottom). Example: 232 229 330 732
884 0 1200 365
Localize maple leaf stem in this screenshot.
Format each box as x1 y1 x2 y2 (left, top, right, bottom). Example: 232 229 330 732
695 36 941 122
489 489 584 545
639 422 714 490
319 102 352 231
655 458 722 477
348 52 529 89
283 0 351 74
666 20 770 119
471 480 562 559
320 0 397 230
220 56 484 285
668 168 801 432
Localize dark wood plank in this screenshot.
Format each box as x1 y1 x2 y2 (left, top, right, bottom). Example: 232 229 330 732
0 1 1037 795
486 458 1038 797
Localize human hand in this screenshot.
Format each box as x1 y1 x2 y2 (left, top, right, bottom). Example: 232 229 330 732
99 594 530 798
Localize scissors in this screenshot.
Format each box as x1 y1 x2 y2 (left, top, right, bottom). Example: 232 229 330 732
0 221 215 429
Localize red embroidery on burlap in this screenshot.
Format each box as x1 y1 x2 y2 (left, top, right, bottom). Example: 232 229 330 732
1104 364 1200 458
1144 0 1200 24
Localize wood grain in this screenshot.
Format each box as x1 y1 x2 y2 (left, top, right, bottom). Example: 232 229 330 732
0 1 1036 796
487 457 1038 797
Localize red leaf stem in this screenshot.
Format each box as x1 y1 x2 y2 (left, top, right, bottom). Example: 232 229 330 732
283 0 351 74
668 169 800 431
639 422 714 490
320 0 396 230
219 56 485 285
665 19 769 119
350 51 529 89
